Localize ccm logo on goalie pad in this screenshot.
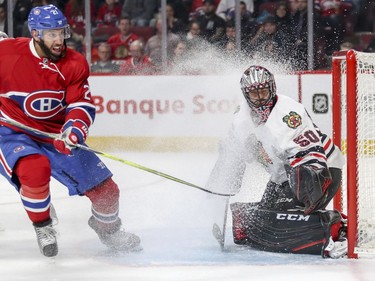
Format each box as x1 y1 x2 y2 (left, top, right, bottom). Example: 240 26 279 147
276 213 310 221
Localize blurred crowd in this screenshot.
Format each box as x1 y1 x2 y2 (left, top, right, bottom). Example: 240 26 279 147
1 0 375 74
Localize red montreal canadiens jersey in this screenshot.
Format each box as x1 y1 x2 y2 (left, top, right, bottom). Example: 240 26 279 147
0 38 95 143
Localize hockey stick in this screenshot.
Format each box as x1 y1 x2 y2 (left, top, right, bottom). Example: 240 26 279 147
0 117 235 197
212 196 231 250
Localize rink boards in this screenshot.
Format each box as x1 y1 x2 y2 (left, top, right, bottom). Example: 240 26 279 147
88 73 332 151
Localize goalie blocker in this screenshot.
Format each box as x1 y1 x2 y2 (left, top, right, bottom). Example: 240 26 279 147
231 202 347 258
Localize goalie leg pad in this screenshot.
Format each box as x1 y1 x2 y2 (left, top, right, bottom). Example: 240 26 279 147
231 202 343 255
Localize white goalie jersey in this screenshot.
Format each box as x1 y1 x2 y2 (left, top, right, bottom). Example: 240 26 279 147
206 94 344 194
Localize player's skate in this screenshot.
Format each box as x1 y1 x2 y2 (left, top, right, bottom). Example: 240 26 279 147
88 216 141 252
33 219 58 257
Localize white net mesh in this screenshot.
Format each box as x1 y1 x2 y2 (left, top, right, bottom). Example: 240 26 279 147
339 51 375 255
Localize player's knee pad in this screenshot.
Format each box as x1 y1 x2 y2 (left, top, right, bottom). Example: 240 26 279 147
84 177 120 213
231 202 342 255
14 154 51 187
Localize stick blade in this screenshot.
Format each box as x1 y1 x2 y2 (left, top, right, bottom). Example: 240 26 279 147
212 223 225 250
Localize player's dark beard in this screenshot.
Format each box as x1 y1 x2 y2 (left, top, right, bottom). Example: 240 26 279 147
37 39 67 62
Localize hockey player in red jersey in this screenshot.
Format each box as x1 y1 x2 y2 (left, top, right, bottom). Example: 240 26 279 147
206 65 347 258
0 4 140 257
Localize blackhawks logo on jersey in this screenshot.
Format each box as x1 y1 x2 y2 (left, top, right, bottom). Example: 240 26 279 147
282 111 302 129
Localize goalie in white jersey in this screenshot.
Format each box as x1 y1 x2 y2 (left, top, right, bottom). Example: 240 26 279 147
207 65 347 258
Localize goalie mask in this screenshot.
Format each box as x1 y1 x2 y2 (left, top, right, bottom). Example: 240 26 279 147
240 66 277 124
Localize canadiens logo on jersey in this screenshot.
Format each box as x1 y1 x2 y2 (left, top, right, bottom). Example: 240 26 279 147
282 111 302 129
24 90 66 119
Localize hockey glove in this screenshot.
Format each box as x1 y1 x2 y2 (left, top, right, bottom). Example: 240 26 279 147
54 120 88 155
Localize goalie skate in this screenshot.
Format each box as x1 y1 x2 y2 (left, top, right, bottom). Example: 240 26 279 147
88 216 141 252
34 219 58 257
323 237 348 258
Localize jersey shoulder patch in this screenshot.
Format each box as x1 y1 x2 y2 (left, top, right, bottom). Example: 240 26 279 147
282 111 302 129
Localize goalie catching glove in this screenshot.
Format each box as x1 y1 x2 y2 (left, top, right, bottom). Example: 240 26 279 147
54 120 88 155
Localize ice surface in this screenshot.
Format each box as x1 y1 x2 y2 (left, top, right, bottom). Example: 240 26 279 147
0 151 374 281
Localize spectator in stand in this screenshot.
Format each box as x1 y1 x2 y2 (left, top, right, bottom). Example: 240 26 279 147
315 0 346 57
214 22 240 59
0 4 7 34
13 0 33 37
107 16 139 60
246 15 292 64
144 17 180 71
184 20 208 51
168 0 190 25
189 0 220 20
223 40 237 56
91 42 120 73
64 0 95 32
121 0 158 27
0 0 5 13
287 0 300 16
354 0 373 32
226 1 258 45
167 39 205 75
118 40 155 75
196 0 226 43
274 1 294 37
291 0 322 70
173 40 188 59
113 45 129 60
216 0 254 20
215 20 236 51
165 3 187 36
96 0 122 27
186 20 201 41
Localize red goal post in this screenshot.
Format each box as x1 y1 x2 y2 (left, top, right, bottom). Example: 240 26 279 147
332 50 375 258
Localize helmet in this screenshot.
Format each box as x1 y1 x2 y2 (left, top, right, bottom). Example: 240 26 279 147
240 65 277 123
28 4 70 39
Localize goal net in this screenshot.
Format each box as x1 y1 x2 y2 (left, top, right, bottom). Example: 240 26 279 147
332 50 375 258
